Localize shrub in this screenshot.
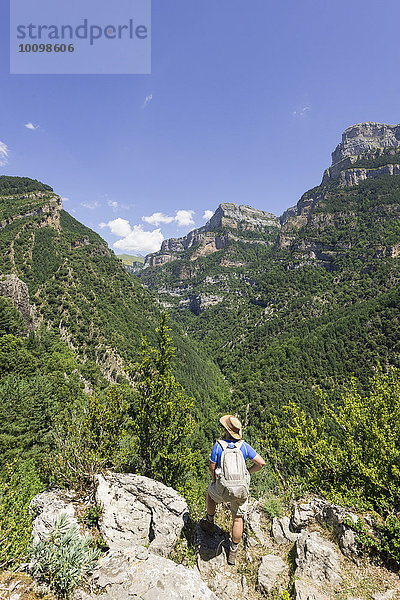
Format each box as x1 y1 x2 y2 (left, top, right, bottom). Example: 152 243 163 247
129 313 195 488
0 460 43 570
45 387 129 492
262 368 400 514
29 513 101 599
261 495 283 519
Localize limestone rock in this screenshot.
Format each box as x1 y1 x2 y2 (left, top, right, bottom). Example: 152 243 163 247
0 274 36 329
95 473 188 557
30 490 80 544
313 499 359 561
290 499 359 561
295 531 341 585
272 516 299 545
85 547 219 600
257 555 288 593
332 122 400 165
247 503 270 547
291 503 316 530
294 580 329 600
195 524 241 600
338 164 400 187
372 591 399 600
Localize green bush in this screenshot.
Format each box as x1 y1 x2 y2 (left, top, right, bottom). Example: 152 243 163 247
0 461 43 569
29 513 100 599
262 367 400 514
129 314 195 489
45 387 129 491
261 496 283 519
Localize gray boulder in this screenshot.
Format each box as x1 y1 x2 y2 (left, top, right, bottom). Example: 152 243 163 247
294 580 329 600
290 499 359 561
272 516 299 545
81 546 219 600
95 473 188 557
258 555 288 593
30 490 80 544
295 531 341 586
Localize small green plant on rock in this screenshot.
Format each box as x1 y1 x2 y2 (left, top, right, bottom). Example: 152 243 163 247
29 513 101 600
78 502 104 528
261 495 283 519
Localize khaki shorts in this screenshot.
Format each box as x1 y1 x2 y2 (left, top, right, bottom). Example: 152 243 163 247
208 481 248 518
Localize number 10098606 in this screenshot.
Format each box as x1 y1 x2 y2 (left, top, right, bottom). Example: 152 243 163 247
19 43 75 53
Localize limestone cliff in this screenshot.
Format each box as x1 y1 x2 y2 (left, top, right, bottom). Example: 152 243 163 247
144 203 280 267
323 122 400 183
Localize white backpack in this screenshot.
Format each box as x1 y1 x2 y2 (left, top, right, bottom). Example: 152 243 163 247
217 440 250 504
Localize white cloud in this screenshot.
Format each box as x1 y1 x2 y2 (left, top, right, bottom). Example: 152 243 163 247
0 142 9 166
292 105 311 119
61 197 70 203
80 201 99 210
142 209 195 227
143 93 153 108
175 209 195 227
102 217 132 238
108 200 118 209
142 212 174 225
114 225 163 254
25 122 39 130
100 218 163 254
203 209 214 221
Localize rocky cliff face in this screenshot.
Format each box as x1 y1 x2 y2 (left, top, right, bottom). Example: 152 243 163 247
0 274 36 329
144 203 280 267
324 122 400 182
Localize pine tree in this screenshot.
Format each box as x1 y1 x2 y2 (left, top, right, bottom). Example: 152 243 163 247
130 313 195 488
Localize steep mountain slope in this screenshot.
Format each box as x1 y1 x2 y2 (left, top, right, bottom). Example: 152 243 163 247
139 123 400 432
0 176 228 423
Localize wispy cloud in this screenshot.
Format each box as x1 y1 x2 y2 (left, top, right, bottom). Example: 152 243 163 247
61 197 70 203
143 93 153 108
80 201 100 210
0 142 9 167
25 122 39 130
142 209 195 227
100 218 163 254
202 209 214 221
292 105 311 119
108 200 118 210
142 212 174 225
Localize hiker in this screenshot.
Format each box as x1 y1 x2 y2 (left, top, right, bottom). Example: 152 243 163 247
200 414 266 565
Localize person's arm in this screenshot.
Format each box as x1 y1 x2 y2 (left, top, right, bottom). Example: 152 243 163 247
209 460 216 483
248 453 266 475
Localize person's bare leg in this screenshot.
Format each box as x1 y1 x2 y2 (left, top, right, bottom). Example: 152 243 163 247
206 492 216 516
232 515 243 544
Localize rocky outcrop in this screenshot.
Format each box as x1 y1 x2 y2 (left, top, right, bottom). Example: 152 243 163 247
0 193 62 232
291 498 359 561
95 473 189 557
144 203 280 268
0 274 36 329
337 164 400 186
332 123 400 164
257 555 288 594
323 123 400 181
205 203 279 232
82 547 219 600
295 531 342 585
30 490 81 544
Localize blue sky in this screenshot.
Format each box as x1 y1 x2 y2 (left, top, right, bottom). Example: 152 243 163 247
1 0 400 255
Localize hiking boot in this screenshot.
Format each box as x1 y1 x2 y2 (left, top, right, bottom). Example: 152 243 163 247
199 518 215 534
227 547 237 566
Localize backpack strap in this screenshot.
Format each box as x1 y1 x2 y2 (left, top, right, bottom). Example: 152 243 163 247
218 439 244 450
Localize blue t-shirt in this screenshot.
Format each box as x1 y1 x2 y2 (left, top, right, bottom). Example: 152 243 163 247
210 439 257 467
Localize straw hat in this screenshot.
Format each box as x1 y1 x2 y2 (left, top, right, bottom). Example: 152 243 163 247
219 415 243 440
